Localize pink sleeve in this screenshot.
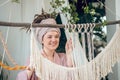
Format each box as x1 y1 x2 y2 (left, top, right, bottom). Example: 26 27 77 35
16 70 28 80
16 70 38 80
58 53 67 66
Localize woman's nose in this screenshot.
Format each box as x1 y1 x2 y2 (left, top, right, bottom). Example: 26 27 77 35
51 37 58 42
51 37 56 41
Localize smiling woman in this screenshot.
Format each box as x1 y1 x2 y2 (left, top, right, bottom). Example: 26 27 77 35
16 17 73 80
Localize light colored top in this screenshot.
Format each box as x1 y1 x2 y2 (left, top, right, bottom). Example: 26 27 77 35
16 51 67 80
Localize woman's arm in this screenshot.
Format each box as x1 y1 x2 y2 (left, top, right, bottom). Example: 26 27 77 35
65 38 74 67
16 67 38 80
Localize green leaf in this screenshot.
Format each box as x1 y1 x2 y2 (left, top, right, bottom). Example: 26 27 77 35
11 0 20 3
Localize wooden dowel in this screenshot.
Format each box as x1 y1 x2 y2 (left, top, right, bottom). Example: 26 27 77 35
0 20 120 28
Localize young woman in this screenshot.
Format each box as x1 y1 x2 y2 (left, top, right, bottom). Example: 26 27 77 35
16 18 73 80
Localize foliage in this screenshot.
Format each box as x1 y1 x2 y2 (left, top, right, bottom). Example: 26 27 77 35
0 69 9 80
11 0 20 3
51 1 107 78
50 0 79 23
50 0 107 55
0 54 9 80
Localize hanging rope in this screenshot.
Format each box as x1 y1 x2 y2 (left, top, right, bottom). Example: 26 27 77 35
0 32 27 70
0 28 10 74
0 32 18 65
0 1 12 74
0 61 26 70
0 0 10 8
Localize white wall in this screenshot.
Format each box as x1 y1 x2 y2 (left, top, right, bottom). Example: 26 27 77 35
0 0 46 79
106 0 120 80
0 0 54 79
116 1 120 79
0 1 25 80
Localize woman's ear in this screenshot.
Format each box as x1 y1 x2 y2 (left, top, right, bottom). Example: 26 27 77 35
41 42 43 45
41 40 44 45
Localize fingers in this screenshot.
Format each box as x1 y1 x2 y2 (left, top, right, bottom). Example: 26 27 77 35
26 66 30 70
26 65 35 71
68 38 73 49
26 65 35 79
65 38 73 53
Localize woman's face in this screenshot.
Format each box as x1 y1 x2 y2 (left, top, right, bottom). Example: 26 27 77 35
42 30 60 51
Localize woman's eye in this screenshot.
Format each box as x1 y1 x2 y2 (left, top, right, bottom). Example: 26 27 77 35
48 36 52 38
55 35 59 38
47 35 59 39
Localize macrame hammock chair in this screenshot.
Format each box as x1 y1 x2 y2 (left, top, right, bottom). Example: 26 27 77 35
0 22 120 80
0 0 120 79
29 23 120 80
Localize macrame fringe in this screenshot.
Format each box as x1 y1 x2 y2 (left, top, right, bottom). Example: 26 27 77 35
30 27 120 80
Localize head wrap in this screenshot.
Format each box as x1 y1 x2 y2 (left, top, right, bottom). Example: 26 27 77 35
35 18 61 44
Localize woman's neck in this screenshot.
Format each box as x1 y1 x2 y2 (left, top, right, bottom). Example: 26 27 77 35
43 48 55 58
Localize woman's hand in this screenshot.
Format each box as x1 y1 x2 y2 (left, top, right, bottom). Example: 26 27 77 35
65 38 73 67
65 38 73 54
26 66 35 79
65 38 73 55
